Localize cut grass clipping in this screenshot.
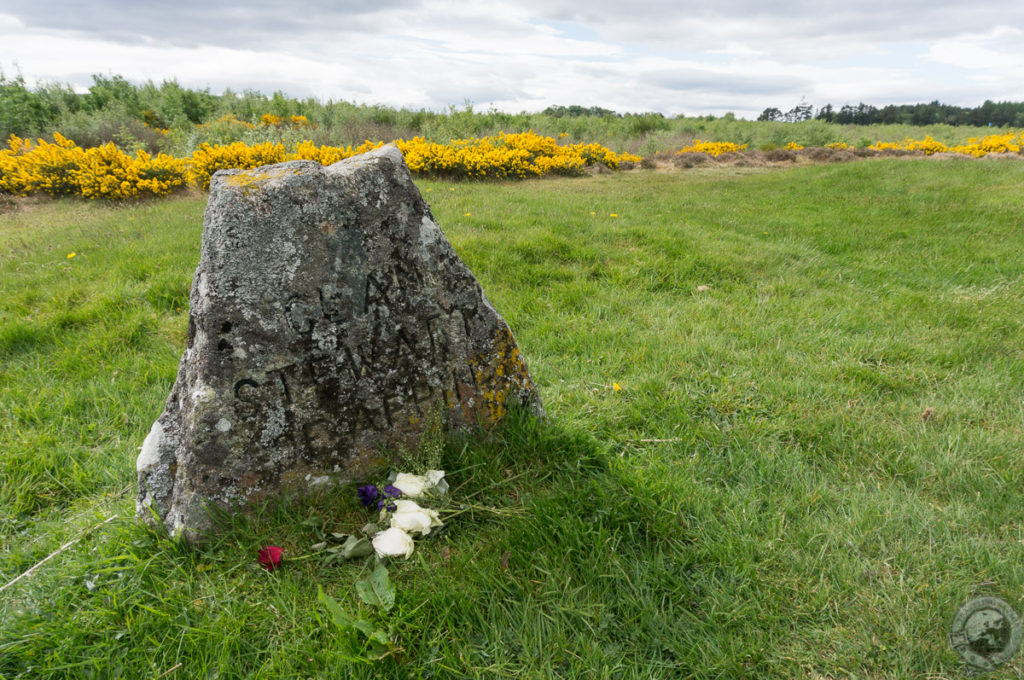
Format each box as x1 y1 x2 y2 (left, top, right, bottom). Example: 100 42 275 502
2 157 1024 678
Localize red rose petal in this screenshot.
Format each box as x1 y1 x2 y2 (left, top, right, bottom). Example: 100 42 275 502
258 546 284 571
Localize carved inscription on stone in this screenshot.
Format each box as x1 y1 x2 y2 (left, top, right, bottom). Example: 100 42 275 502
136 145 543 542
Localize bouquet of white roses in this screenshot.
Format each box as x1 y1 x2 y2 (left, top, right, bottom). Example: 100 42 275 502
357 470 448 559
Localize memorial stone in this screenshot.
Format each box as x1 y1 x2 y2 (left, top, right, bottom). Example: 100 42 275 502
136 145 542 541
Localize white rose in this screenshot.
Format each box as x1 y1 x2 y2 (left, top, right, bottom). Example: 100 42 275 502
393 470 448 498
392 472 428 498
372 527 415 558
390 499 443 536
425 469 448 496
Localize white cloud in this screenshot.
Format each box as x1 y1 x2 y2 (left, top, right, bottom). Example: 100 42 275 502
927 26 1024 71
1 2 1023 117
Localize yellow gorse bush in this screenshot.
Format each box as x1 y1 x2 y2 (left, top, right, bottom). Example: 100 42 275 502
871 132 1024 156
197 113 256 131
188 141 290 190
292 140 384 167
0 134 187 199
948 132 1024 157
870 136 948 155
1 131 639 199
675 140 748 157
394 132 640 179
74 145 188 200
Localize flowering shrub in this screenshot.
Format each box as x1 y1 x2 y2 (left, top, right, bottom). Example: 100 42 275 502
188 141 289 189
870 136 948 155
784 141 804 150
869 133 1024 156
198 113 256 131
675 139 748 157
1 130 640 200
393 132 638 179
254 113 313 128
0 133 186 199
0 133 83 196
291 139 383 167
948 132 1024 157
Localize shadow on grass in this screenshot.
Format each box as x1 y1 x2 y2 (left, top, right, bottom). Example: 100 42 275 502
1 410 703 679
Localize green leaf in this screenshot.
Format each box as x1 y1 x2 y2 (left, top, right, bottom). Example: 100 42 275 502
366 629 395 656
318 586 396 660
360 523 379 537
317 586 355 630
351 618 376 638
342 535 374 560
355 562 396 611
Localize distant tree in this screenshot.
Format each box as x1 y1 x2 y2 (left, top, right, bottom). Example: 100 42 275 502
757 107 782 122
541 105 619 118
784 101 813 122
85 74 140 115
815 104 835 122
0 72 54 137
625 112 668 134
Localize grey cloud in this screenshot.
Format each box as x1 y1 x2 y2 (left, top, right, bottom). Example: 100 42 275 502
574 62 810 98
0 0 421 48
515 0 1024 48
649 70 811 97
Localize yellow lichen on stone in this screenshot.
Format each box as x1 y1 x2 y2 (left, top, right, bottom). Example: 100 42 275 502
224 167 299 192
469 327 536 424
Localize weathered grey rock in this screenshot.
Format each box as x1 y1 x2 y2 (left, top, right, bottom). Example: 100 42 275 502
136 145 542 541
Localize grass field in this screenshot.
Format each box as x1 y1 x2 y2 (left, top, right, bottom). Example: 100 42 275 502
2 159 1024 678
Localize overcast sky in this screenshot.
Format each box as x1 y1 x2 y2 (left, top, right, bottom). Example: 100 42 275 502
1 0 1021 118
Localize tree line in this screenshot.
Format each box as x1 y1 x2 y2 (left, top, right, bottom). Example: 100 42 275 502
758 100 1024 127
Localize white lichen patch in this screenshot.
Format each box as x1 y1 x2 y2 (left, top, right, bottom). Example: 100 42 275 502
136 420 164 473
419 215 445 249
191 383 216 405
306 474 333 489
259 402 288 447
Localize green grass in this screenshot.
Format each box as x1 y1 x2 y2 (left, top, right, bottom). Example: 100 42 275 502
2 159 1024 678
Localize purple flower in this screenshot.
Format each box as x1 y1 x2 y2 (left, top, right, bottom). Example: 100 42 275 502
357 484 379 507
383 485 403 499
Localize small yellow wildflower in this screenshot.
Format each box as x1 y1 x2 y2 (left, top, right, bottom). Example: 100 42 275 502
463 212 471 217
612 382 622 392
66 252 76 259
590 211 596 216
449 187 455 191
610 213 618 218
